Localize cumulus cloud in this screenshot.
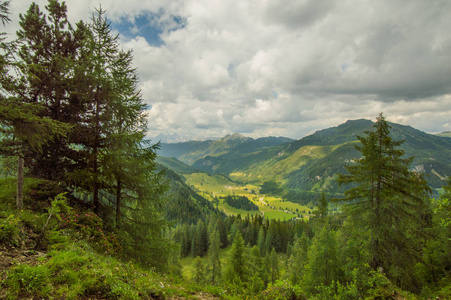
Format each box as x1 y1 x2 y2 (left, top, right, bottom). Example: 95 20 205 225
6 0 451 140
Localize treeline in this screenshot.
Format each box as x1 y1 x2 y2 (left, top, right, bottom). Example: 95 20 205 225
0 0 172 270
223 195 259 211
172 213 310 258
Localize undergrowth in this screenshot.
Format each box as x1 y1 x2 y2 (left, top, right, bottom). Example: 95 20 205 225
0 178 221 299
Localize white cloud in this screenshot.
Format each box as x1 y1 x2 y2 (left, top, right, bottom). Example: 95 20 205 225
6 0 451 140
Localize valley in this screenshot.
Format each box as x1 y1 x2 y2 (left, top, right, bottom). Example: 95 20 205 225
183 172 314 220
2 0 450 297
157 118 451 227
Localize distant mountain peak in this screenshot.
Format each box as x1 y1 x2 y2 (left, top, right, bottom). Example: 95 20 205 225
221 133 248 141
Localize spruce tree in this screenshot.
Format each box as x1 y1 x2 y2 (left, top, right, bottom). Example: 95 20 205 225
0 0 71 209
7 0 89 181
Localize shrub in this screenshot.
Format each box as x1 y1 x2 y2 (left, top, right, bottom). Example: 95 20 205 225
5 264 51 298
59 210 121 255
0 214 21 247
258 280 307 300
0 177 63 212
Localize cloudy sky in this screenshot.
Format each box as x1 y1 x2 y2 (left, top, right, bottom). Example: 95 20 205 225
6 0 451 141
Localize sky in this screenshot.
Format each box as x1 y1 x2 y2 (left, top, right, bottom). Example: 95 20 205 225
5 0 451 142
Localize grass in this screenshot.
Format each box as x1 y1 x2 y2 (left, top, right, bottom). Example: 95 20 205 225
263 210 296 221
185 173 237 193
2 239 199 299
220 200 261 216
184 173 316 219
229 145 335 184
0 191 226 299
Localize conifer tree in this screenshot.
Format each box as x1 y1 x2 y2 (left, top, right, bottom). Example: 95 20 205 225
208 229 221 284
0 0 71 209
288 232 309 285
303 223 338 294
193 256 206 284
315 192 329 221
257 226 266 255
249 245 265 293
268 247 279 285
224 233 247 286
337 113 431 289
193 219 209 257
7 0 89 181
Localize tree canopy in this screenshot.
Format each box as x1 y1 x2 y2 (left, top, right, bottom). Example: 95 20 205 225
337 113 431 289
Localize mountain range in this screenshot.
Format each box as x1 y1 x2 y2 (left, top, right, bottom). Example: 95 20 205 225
157 119 451 201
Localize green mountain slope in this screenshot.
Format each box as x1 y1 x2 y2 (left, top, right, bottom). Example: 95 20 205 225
158 133 293 165
174 120 451 199
436 131 451 138
156 156 200 174
161 167 224 224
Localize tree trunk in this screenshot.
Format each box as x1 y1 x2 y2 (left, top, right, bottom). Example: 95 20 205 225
16 157 24 210
93 87 100 214
116 177 122 229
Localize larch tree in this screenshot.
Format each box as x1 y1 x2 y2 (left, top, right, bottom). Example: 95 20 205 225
288 232 309 285
268 247 279 285
224 233 247 286
337 113 431 290
79 8 171 269
208 229 222 284
303 222 339 294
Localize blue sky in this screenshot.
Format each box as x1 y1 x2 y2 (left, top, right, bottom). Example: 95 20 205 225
7 0 451 142
112 14 165 47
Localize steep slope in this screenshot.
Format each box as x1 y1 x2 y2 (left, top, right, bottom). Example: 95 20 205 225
287 119 373 150
156 156 200 174
161 167 224 224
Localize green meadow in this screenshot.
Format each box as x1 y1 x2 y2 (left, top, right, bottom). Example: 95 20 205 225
184 173 315 220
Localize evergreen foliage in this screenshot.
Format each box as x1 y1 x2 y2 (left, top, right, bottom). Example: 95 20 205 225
224 233 246 286
260 180 283 195
2 1 451 298
0 0 171 272
337 113 432 290
207 229 221 284
303 222 339 294
223 195 259 211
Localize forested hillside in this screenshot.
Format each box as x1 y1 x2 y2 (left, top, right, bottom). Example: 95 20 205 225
1 1 451 300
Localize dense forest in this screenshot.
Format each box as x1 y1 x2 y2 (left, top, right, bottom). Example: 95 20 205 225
1 1 451 299
223 195 259 211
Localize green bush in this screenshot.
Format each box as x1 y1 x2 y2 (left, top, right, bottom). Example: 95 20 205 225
5 264 51 299
0 178 16 211
258 280 307 300
0 214 21 247
0 177 63 212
